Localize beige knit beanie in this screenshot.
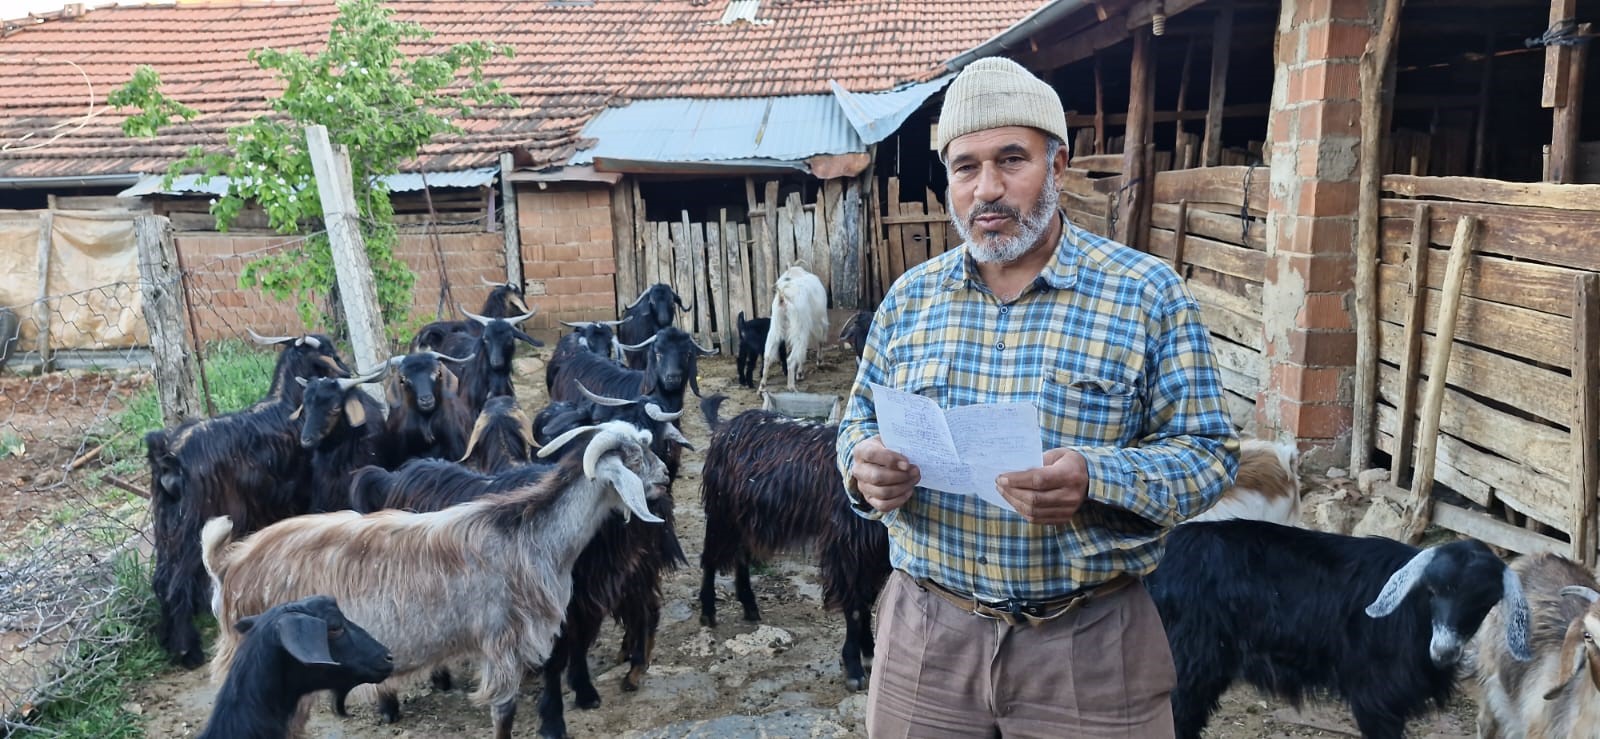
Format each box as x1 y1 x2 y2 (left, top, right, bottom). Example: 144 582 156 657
936 57 1070 157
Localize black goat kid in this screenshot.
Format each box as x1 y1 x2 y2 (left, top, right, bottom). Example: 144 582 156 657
197 595 393 739
1147 520 1532 739
697 396 890 692
837 311 872 361
734 311 786 389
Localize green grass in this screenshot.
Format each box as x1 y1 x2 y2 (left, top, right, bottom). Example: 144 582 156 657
99 339 282 478
25 554 168 739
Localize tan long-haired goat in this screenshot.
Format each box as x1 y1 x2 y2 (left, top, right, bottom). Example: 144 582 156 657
1475 552 1600 739
202 420 668 739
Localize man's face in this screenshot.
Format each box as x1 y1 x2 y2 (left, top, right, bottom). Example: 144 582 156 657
944 126 1063 265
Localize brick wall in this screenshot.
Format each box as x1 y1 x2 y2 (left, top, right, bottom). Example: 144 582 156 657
175 230 510 344
516 184 618 331
1258 0 1373 467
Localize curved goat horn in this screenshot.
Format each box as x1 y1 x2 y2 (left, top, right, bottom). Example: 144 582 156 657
336 364 389 391
538 424 599 459
625 287 652 310
480 275 511 288
643 402 683 422
577 382 637 408
617 334 659 352
690 337 719 356
1561 585 1600 603
247 327 297 346
425 350 475 364
460 304 492 326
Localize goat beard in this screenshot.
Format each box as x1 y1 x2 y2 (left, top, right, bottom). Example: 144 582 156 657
950 173 1061 265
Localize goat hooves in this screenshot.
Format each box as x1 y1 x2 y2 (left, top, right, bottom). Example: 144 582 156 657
845 675 867 692
742 609 761 623
377 692 402 724
574 690 602 711
699 613 716 628
621 668 645 693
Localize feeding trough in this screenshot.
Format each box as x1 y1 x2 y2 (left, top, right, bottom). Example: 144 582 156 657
761 391 842 424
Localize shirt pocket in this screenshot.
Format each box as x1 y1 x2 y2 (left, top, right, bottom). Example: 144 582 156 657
887 358 948 405
1038 369 1138 446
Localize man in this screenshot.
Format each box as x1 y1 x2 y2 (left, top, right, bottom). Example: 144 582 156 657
835 57 1240 738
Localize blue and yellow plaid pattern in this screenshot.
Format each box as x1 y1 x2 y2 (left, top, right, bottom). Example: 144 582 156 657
836 217 1240 603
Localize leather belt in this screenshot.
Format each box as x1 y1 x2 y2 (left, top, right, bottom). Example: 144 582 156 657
914 574 1134 627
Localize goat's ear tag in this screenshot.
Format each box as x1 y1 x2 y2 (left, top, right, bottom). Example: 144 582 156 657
345 396 367 427
276 613 338 666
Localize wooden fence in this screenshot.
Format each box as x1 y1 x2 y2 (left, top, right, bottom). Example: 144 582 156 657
1372 175 1600 563
867 177 959 303
617 179 862 353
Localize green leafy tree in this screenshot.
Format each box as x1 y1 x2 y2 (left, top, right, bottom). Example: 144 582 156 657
109 0 514 334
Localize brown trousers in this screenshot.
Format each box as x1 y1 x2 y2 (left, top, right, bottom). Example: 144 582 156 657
865 570 1176 739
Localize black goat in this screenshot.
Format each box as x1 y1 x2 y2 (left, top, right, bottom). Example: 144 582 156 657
245 328 353 407
440 305 542 419
147 332 352 668
382 350 474 466
197 595 392 739
1146 520 1532 739
696 395 890 692
545 321 625 392
734 311 787 389
294 369 388 514
837 310 872 361
551 326 714 417
616 283 690 370
459 395 537 473
535 381 693 477
410 278 530 353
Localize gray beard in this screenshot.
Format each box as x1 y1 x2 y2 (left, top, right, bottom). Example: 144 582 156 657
951 175 1062 265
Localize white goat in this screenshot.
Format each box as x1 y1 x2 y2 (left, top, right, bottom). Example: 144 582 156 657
201 420 669 739
1475 552 1600 739
1184 438 1302 527
759 264 829 392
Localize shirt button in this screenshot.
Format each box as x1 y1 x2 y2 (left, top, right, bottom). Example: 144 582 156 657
978 555 988 565
995 340 1005 351
999 306 1009 316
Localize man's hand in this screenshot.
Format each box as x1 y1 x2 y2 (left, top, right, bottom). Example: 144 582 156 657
850 436 920 513
995 448 1088 525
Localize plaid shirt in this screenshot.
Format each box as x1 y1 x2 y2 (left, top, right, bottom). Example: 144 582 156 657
835 216 1239 603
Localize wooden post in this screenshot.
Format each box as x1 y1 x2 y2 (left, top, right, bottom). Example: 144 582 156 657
1542 0 1576 109
1472 33 1494 178
1571 273 1600 565
305 124 388 405
1351 0 1404 474
1173 37 1195 165
136 215 203 427
706 217 731 351
1093 51 1106 155
1200 0 1234 168
672 214 693 329
1171 199 1189 274
34 210 53 373
610 177 639 316
837 176 864 310
1401 216 1480 544
497 153 523 290
689 221 712 346
1389 203 1432 486
1117 28 1154 246
1547 22 1589 183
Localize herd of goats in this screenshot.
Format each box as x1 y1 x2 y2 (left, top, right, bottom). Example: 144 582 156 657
128 262 1599 739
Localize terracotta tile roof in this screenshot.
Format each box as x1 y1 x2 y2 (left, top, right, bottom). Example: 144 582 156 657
0 0 1044 180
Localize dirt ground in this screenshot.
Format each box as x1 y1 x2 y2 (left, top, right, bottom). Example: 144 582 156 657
125 346 1482 738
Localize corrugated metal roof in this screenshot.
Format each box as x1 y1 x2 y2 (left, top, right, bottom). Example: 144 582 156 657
830 74 953 146
118 167 499 198
570 95 860 167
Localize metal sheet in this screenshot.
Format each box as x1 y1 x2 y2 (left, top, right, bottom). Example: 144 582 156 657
830 75 954 146
570 95 862 167
117 167 499 198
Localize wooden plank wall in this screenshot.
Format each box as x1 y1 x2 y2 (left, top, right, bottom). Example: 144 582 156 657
1143 166 1269 431
1372 174 1600 562
618 183 836 352
867 176 959 301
